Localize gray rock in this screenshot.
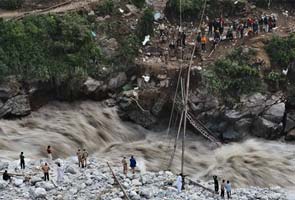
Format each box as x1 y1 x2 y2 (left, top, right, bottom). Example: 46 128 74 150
13 178 23 187
43 182 55 191
234 118 252 137
128 110 157 128
0 161 9 170
241 93 266 115
0 95 31 118
263 103 285 123
30 187 47 199
83 77 103 94
286 129 295 141
65 166 77 174
252 117 282 139
225 110 249 122
30 176 43 185
0 180 8 189
108 72 127 90
222 129 242 141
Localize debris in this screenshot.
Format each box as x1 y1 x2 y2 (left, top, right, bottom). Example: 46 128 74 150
154 12 161 21
91 31 96 37
142 35 150 46
142 75 150 83
119 8 124 13
282 68 289 75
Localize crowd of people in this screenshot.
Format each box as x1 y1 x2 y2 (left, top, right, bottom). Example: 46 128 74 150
1 146 89 184
157 14 278 61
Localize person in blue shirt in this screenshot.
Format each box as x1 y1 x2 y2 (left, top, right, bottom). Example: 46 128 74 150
225 180 232 199
129 156 136 174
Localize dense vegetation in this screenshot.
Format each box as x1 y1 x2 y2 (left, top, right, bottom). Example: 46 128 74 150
0 14 101 85
0 0 23 10
203 48 261 100
266 34 295 69
136 8 154 40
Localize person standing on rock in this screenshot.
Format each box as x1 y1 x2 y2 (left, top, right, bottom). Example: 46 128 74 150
225 180 232 199
47 145 52 160
77 149 83 168
20 152 25 170
176 173 182 194
42 163 50 181
221 179 225 198
56 163 64 184
129 155 136 174
82 149 89 168
213 175 219 194
122 157 128 175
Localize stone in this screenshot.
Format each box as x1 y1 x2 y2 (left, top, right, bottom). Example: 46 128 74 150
83 77 103 94
252 117 282 139
0 161 9 170
13 178 23 187
65 166 77 174
241 93 266 115
234 118 252 137
131 179 142 186
31 187 47 199
100 38 119 59
30 176 43 185
0 95 31 118
108 72 127 90
222 128 242 141
263 103 285 123
43 182 55 191
0 180 8 189
286 129 295 141
225 110 249 122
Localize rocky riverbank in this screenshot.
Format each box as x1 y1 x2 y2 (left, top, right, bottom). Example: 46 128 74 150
0 157 290 200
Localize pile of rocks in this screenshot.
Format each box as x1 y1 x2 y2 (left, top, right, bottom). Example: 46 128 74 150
0 157 288 200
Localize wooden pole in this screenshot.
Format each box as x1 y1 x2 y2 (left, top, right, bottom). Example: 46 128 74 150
107 162 131 200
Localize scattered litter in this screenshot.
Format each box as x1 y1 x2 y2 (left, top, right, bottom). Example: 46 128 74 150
142 35 150 46
282 68 289 75
234 1 239 4
154 12 161 21
88 10 95 16
91 31 97 37
142 75 150 82
119 8 124 13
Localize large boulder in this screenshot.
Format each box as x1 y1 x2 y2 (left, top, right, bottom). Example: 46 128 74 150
222 128 242 141
127 110 157 128
263 103 285 123
225 110 250 122
286 129 295 141
108 72 127 90
240 93 267 115
0 95 31 118
234 118 252 138
83 77 103 94
30 187 47 199
252 117 282 139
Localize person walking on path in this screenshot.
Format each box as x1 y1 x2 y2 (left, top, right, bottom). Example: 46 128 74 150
201 35 207 52
77 149 83 168
225 180 232 199
56 163 64 184
221 179 225 198
213 175 219 194
129 155 136 174
176 174 182 194
122 157 128 175
47 146 52 160
82 149 89 168
20 152 25 170
42 163 50 181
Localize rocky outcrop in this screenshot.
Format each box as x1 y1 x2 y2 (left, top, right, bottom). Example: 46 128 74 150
108 72 127 90
253 117 283 139
0 95 31 118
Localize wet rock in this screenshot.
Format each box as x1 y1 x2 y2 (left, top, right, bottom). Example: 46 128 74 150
83 77 103 94
225 110 249 122
286 129 295 141
285 111 295 132
234 118 252 138
0 95 31 118
222 128 242 141
108 72 127 90
263 103 285 123
252 117 282 139
127 110 157 128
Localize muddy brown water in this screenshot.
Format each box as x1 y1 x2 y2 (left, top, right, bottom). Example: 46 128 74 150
0 101 294 188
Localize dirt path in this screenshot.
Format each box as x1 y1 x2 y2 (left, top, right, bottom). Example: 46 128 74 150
0 0 101 19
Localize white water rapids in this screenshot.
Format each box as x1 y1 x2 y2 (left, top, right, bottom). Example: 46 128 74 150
0 101 294 189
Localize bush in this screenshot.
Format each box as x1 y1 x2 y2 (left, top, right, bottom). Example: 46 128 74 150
95 0 115 16
0 14 101 85
0 0 23 10
203 48 261 98
132 0 145 9
136 8 154 40
266 34 295 69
